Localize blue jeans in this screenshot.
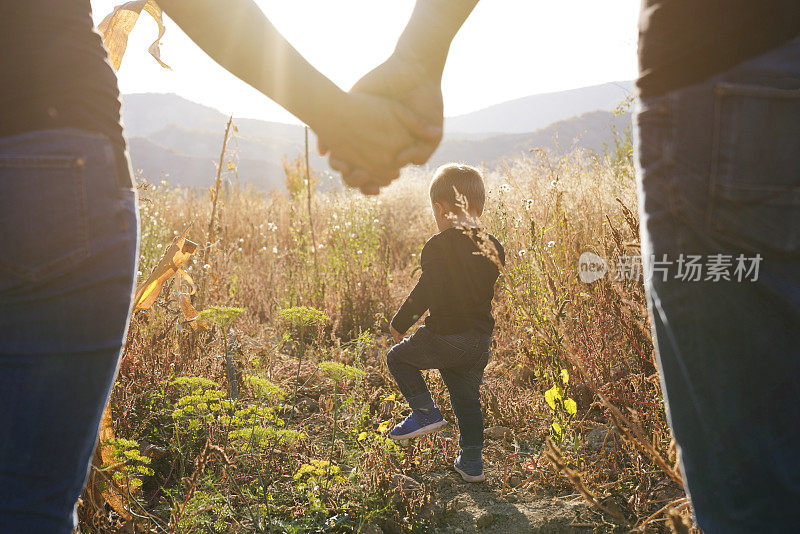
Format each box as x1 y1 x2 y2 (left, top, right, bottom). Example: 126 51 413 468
386 326 491 460
0 129 139 533
634 37 800 532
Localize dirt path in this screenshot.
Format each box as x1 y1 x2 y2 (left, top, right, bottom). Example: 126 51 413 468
422 462 586 534
373 427 590 534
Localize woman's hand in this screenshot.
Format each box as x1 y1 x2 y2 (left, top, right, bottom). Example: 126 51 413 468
158 0 430 195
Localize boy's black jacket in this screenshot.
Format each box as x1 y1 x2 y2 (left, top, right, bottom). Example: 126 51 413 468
391 227 505 336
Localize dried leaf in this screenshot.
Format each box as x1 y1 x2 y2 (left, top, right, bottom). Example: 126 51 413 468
97 405 117 469
98 0 170 71
179 294 208 331
133 226 197 312
176 268 209 331
84 406 133 522
176 268 197 295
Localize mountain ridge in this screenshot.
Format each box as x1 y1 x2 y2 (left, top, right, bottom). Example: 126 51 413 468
445 80 633 134
121 82 633 190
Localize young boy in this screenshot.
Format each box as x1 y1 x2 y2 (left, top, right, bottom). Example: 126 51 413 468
386 164 505 483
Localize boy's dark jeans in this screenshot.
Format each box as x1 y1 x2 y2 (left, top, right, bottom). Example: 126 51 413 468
387 325 491 460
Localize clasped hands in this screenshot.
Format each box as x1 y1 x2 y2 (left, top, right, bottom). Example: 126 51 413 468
314 49 444 195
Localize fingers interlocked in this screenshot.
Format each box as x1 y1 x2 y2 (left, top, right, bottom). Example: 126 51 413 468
315 53 444 195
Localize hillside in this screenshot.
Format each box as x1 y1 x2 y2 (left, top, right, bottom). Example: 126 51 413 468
445 81 633 134
121 94 323 190
428 110 629 168
121 87 633 190
122 93 304 140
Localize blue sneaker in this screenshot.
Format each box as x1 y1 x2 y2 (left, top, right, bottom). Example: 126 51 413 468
388 407 446 440
454 454 485 482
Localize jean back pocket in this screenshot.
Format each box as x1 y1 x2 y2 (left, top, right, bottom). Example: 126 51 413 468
707 83 800 256
0 155 89 281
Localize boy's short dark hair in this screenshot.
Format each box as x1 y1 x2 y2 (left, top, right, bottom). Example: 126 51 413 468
429 163 486 216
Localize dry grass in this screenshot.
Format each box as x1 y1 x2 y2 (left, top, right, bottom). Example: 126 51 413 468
79 145 698 533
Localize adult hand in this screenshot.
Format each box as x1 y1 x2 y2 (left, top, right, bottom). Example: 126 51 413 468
354 48 444 167
328 0 479 194
314 91 433 191
320 49 444 194
315 90 439 193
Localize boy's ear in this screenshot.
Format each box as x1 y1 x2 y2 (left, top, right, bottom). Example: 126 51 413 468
437 201 456 214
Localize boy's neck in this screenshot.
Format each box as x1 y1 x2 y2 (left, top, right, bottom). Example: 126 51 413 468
437 212 481 232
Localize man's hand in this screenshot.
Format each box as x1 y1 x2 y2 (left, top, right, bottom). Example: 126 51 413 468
353 48 444 168
321 50 445 193
390 326 404 344
321 0 479 194
315 91 439 192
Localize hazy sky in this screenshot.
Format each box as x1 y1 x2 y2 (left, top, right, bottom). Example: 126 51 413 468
91 0 639 125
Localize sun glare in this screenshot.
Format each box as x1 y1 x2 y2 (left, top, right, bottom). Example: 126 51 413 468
90 0 638 123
